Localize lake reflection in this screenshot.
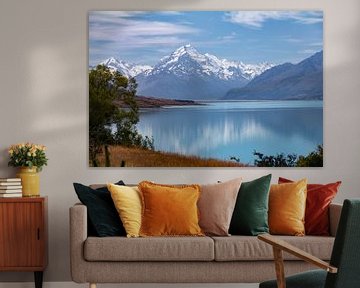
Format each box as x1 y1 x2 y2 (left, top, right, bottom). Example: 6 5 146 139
136 101 323 164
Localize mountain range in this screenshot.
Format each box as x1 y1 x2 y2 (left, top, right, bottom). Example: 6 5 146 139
100 57 152 78
224 51 323 100
96 45 322 101
99 44 273 100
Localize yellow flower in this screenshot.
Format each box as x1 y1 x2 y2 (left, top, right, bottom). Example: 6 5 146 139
8 142 48 169
37 145 46 151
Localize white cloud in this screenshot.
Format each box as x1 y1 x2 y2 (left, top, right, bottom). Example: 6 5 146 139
89 11 199 47
309 42 323 47
300 49 319 54
157 11 183 15
89 11 145 19
219 32 238 41
285 37 303 43
225 11 323 28
89 11 200 64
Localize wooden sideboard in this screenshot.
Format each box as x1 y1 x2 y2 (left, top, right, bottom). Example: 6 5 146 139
0 197 48 288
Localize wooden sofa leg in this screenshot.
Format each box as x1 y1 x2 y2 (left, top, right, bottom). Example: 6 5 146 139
89 283 97 288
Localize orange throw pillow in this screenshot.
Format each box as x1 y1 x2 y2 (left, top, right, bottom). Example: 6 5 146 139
269 179 307 236
279 177 341 235
138 181 204 237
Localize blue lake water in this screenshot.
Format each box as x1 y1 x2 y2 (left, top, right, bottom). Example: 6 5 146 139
136 100 323 165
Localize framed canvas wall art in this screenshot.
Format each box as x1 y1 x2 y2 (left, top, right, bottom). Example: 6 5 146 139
88 11 323 167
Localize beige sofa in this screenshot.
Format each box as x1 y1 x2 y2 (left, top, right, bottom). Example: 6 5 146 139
70 203 342 288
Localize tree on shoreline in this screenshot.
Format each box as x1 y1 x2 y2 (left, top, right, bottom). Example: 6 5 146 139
89 65 153 166
252 145 323 167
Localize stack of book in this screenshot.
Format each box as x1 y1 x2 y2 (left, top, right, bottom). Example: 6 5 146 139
0 178 22 197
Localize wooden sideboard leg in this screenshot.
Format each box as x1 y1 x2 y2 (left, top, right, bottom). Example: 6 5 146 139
89 283 97 288
34 271 43 288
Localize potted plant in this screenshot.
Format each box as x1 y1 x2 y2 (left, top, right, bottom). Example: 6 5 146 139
8 143 48 197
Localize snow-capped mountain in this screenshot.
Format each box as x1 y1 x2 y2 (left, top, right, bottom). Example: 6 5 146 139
224 51 323 101
142 44 272 81
100 57 152 78
97 45 274 100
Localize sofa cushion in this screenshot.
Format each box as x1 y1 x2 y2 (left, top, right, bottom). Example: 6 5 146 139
269 179 307 236
212 236 334 261
279 177 341 236
229 174 271 236
108 184 142 238
84 236 214 261
73 181 126 237
198 178 242 236
139 181 203 237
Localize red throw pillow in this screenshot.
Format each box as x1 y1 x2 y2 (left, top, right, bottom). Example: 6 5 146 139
278 177 341 236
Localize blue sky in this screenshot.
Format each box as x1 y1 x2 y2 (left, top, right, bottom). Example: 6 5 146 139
89 11 323 66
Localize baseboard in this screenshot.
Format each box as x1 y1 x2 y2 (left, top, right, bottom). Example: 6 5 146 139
0 282 259 288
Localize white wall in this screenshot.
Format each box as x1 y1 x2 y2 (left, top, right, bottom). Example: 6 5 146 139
0 0 359 283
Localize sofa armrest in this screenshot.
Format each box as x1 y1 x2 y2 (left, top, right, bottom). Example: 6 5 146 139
69 203 88 283
329 203 342 237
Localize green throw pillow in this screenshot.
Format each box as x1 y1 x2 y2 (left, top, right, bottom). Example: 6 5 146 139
229 174 272 236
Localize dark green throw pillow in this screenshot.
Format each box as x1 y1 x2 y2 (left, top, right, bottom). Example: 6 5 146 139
229 174 272 236
73 181 126 237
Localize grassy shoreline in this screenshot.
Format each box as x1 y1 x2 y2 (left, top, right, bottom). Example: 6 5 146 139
93 145 246 167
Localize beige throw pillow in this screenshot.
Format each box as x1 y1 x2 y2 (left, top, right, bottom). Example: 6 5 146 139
198 178 242 236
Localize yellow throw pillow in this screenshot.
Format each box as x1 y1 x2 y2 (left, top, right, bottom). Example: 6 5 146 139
269 179 307 236
138 181 204 237
107 183 142 238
